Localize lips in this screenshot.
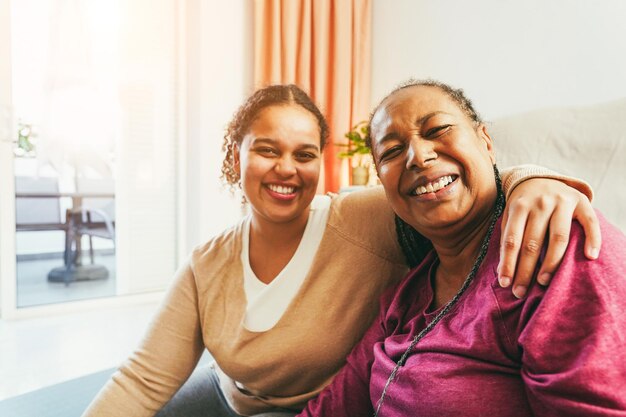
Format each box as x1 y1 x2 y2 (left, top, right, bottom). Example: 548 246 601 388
267 184 296 195
265 183 298 201
409 175 458 196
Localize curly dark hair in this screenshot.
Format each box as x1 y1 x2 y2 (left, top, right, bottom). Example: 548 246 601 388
221 84 329 188
366 79 483 148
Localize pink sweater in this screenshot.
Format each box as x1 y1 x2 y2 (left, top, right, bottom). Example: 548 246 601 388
299 213 626 417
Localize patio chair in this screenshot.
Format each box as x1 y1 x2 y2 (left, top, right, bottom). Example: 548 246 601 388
73 178 116 265
15 175 115 283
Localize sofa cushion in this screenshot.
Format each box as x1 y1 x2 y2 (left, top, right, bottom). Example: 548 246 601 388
490 98 626 233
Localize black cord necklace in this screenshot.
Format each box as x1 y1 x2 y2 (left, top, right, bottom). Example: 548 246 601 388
373 166 505 417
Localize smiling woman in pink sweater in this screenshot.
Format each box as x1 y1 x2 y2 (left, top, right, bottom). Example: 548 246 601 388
82 84 601 417
298 80 626 417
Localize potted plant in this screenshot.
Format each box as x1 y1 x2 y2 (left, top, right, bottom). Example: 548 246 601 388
337 121 372 186
14 122 37 157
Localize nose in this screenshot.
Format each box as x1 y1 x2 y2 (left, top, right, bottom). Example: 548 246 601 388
406 137 437 170
275 156 297 177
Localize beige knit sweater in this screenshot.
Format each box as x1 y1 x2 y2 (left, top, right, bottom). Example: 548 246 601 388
82 166 592 417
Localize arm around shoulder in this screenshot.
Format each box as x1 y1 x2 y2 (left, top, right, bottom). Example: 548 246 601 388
500 164 593 201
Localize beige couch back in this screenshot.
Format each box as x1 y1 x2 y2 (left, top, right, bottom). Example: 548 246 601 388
490 98 626 234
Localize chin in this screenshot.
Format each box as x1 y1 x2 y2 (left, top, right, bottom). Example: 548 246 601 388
405 209 466 231
265 210 306 224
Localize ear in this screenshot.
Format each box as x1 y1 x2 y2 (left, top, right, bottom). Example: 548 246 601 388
232 142 241 175
477 124 496 164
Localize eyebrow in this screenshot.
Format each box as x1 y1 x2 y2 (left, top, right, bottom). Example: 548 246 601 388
376 111 452 145
251 137 320 152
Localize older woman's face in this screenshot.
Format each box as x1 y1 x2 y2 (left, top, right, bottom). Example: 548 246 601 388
370 85 497 236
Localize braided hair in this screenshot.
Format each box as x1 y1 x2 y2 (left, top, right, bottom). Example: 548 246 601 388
395 216 433 268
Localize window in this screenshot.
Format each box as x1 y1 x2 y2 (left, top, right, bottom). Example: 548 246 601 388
1 0 181 313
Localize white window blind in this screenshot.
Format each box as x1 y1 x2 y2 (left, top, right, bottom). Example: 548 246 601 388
116 0 180 294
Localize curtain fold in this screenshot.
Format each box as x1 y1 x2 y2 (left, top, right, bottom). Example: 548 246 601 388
253 0 371 192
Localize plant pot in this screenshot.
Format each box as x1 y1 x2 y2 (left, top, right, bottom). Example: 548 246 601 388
351 165 369 186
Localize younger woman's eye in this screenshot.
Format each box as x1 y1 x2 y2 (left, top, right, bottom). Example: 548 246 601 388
425 125 452 138
256 147 277 156
296 152 318 160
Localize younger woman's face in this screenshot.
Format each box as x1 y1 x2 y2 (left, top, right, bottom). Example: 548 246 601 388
234 104 322 226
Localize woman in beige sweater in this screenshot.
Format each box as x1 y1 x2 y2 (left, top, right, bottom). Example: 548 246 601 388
82 84 599 417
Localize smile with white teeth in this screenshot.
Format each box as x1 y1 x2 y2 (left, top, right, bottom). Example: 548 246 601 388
413 175 455 196
268 184 296 195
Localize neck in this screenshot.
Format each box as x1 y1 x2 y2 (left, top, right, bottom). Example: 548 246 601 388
432 213 493 282
247 206 311 284
428 202 496 308
249 207 310 246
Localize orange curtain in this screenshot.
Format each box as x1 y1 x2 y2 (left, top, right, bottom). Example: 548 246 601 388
253 0 372 193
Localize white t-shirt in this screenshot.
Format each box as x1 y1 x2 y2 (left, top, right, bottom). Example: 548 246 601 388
241 195 332 332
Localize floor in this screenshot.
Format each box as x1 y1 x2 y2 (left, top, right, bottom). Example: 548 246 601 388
0 367 117 417
2 249 161 401
0 301 159 400
16 253 117 308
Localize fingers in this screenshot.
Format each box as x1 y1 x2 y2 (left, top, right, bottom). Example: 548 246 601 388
498 203 509 283
510 207 553 298
498 198 528 291
535 204 574 287
572 196 602 259
498 178 602 299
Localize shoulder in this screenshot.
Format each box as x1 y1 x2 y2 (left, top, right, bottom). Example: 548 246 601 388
554 211 626 280
329 186 390 215
190 218 245 276
325 186 404 263
513 213 626 398
510 211 626 339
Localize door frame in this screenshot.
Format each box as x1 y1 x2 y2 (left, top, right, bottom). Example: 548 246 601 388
0 0 18 319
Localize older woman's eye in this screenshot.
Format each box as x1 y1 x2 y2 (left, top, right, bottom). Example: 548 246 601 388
379 145 403 162
425 125 452 138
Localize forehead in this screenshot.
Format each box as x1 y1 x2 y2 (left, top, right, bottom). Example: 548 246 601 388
255 104 316 125
371 86 463 136
244 104 321 146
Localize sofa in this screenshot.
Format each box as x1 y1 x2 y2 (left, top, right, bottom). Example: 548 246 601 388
490 98 626 234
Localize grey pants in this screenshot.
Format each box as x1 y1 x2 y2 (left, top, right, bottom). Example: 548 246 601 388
155 365 297 417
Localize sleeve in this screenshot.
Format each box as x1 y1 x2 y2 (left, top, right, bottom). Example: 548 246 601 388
516 216 626 416
297 297 390 417
81 261 205 417
500 164 594 202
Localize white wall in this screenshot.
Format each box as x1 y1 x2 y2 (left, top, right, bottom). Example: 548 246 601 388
184 1 252 253
371 0 626 119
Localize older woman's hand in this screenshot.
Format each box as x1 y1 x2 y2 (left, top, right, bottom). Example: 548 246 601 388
498 178 602 298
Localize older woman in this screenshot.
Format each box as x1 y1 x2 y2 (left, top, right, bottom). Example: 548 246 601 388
298 80 626 417
83 84 601 417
